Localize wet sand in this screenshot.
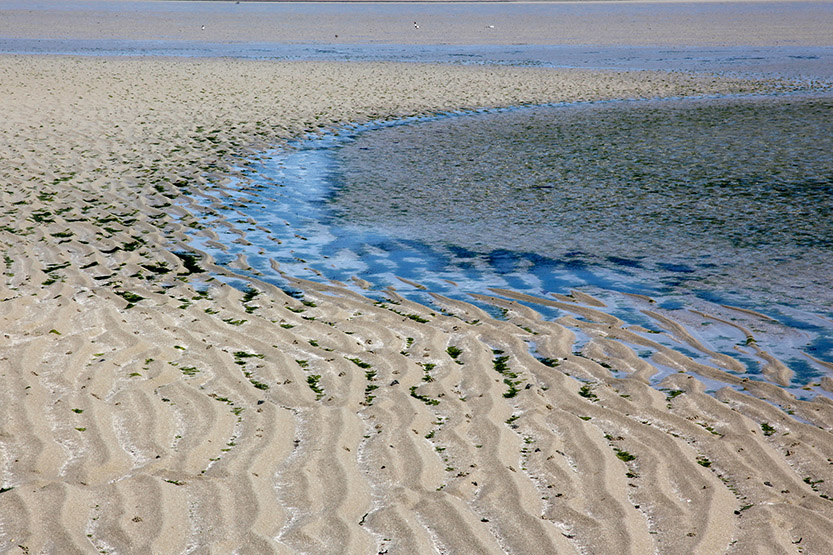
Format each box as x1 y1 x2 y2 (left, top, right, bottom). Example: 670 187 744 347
2 2 833 554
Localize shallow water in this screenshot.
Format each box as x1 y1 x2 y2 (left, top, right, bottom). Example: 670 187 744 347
4 39 832 82
331 95 833 312
186 94 833 392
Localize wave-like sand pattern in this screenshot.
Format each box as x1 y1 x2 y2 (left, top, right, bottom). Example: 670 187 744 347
2 55 833 554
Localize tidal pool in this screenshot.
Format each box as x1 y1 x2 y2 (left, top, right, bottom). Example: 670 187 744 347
330 95 833 312
187 94 833 389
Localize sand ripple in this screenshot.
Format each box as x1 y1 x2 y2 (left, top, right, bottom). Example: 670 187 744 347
2 55 833 553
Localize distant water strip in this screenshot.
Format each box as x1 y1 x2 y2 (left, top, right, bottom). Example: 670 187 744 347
4 38 833 83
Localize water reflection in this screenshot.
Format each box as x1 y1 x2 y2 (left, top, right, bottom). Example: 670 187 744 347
331 95 833 311
186 95 833 388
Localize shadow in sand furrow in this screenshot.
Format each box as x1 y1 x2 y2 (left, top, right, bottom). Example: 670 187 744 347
732 503 829 553
545 409 651 553
109 389 168 470
357 398 445 553
176 479 229 550
215 473 281 553
10 482 90 555
715 390 833 500
0 487 31 553
501 409 606 553
429 335 570 552
222 401 292 551
415 492 512 553
274 403 374 553
87 475 168 553
153 381 225 474
0 342 49 480
592 410 735 552
312 408 374 552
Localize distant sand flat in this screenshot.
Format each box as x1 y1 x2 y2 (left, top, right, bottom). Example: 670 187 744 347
2 1 833 554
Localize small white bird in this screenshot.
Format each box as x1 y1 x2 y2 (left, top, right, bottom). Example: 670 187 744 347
414 21 420 30
201 25 205 31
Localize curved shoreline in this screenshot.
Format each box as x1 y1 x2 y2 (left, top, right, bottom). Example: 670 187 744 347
186 91 833 389
2 55 833 553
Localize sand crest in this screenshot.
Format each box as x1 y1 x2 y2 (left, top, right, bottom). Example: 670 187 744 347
1 52 833 554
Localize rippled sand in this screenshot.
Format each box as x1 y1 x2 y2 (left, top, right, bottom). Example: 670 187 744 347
3 2 833 553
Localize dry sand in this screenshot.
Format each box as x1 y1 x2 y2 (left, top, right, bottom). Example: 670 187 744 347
2 2 833 554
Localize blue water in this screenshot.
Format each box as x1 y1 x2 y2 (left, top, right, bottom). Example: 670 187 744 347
329 96 833 312
184 98 833 394
5 38 832 83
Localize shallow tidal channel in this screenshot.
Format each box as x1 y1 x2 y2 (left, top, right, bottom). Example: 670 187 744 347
189 94 833 395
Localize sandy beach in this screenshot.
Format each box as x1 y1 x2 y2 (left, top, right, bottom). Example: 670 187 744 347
2 2 833 554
